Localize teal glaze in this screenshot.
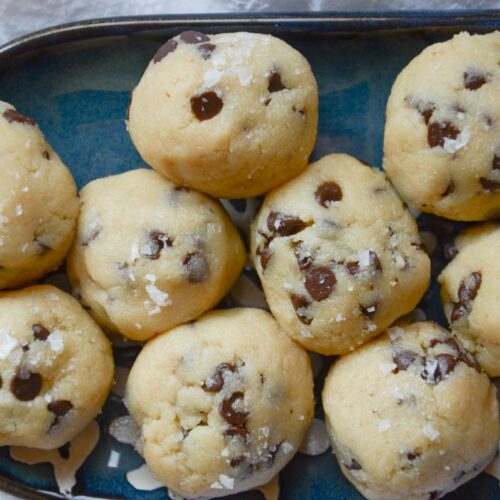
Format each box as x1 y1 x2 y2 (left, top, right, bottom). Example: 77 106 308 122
0 17 498 500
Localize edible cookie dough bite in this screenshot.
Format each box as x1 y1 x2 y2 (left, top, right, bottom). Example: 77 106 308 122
384 31 500 221
67 169 245 341
0 285 114 449
128 31 318 198
125 308 314 498
0 101 79 289
439 223 500 376
250 153 430 355
323 321 499 500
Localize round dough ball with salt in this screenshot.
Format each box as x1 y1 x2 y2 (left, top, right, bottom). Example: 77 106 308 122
128 31 318 198
250 153 430 355
67 168 246 341
0 285 114 449
439 223 500 376
384 31 500 220
125 308 314 498
323 321 499 500
0 101 79 289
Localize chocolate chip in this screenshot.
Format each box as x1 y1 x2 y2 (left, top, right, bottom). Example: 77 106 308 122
202 363 236 392
458 271 482 305
305 266 336 301
261 443 281 469
429 491 440 500
427 121 460 148
145 230 173 260
224 426 250 442
3 109 36 126
359 302 378 319
441 180 455 197
191 91 223 121
434 353 458 381
480 177 500 191
454 470 466 482
443 242 458 261
180 31 209 44
293 242 313 271
183 252 209 284
268 69 285 92
33 323 50 341
416 101 435 125
11 371 42 401
219 392 248 427
48 400 73 428
42 150 50 160
267 211 307 237
493 154 500 171
368 251 382 272
407 451 421 461
57 443 71 460
345 261 360 275
198 43 216 59
230 456 246 467
392 349 419 373
464 71 489 90
314 182 343 207
153 39 178 63
451 303 468 323
344 458 362 471
290 294 312 325
257 241 273 271
459 350 481 373
429 337 460 354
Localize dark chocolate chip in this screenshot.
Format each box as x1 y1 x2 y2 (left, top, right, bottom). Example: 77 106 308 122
429 337 460 354
290 294 312 325
145 230 173 260
202 363 236 392
305 266 336 301
3 109 36 126
359 302 378 319
493 154 500 171
459 351 481 373
257 241 273 271
293 242 313 271
33 323 50 341
315 182 342 207
81 225 101 247
392 349 419 373
407 451 421 461
345 261 360 275
153 39 178 63
224 426 250 442
219 392 248 427
261 443 281 469
427 121 460 148
480 177 500 191
42 150 50 160
464 71 489 90
58 443 71 460
180 31 209 44
443 242 458 261
344 458 362 471
48 400 73 428
191 91 223 121
11 371 42 401
230 456 246 467
435 353 458 381
368 251 382 272
183 252 209 284
267 212 307 237
416 101 435 125
268 70 285 92
198 43 216 59
451 303 468 323
458 272 482 305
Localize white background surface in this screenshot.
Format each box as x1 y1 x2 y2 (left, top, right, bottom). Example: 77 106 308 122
1 0 500 45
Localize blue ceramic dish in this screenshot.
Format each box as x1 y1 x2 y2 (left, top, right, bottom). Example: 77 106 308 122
0 12 499 500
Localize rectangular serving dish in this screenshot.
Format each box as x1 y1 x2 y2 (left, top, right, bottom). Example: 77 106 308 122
0 12 499 500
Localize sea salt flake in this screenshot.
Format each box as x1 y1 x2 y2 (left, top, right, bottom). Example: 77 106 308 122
21 186 29 192
130 241 140 261
145 284 170 307
15 205 23 216
144 274 156 283
443 127 470 154
203 68 222 87
0 215 10 224
388 326 404 341
0 330 18 359
218 474 234 489
423 424 440 441
335 313 346 323
281 442 294 454
378 419 391 432
47 330 64 352
358 250 372 268
49 293 60 302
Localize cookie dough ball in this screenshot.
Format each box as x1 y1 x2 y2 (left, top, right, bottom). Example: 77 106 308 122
323 321 499 500
250 154 430 355
384 31 500 221
126 308 314 498
439 223 500 376
0 102 79 289
67 169 245 341
128 31 318 198
0 285 114 449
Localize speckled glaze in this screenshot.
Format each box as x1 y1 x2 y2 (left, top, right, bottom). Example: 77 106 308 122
0 13 499 500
